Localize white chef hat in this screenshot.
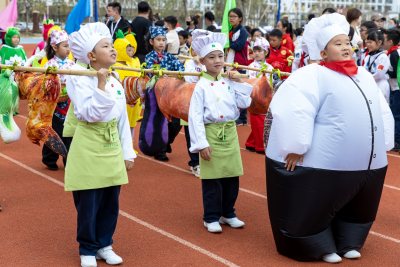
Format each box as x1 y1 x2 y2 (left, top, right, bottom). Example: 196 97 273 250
253 37 270 51
303 13 350 60
69 22 112 64
191 29 227 58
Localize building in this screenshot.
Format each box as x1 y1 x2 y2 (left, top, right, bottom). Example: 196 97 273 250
264 0 400 26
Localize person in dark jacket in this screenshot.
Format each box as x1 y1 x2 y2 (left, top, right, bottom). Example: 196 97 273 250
226 8 249 125
106 2 131 41
130 1 153 63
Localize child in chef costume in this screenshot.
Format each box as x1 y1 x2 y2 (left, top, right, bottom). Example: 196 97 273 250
188 29 253 233
265 13 394 263
64 22 136 267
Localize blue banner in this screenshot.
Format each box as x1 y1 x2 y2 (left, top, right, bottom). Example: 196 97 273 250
65 0 90 34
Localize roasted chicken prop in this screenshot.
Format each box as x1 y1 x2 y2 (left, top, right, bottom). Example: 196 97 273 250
153 74 273 122
14 72 67 158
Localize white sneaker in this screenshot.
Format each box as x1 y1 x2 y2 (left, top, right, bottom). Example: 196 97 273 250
322 253 342 263
219 216 245 228
203 221 222 233
80 255 97 267
96 246 123 265
190 165 200 178
343 250 361 259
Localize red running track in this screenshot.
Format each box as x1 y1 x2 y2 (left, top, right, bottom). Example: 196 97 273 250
0 100 399 266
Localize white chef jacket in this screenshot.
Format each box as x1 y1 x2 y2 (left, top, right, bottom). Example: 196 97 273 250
183 59 206 84
189 73 253 153
66 63 136 161
266 63 394 171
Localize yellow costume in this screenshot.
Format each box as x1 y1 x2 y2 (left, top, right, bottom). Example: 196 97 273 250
113 30 142 128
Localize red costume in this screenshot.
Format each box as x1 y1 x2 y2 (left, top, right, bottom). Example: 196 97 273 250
267 45 292 77
245 113 265 153
281 33 294 53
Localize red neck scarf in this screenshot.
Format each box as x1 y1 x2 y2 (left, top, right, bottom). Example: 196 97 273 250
387 45 399 55
320 60 358 76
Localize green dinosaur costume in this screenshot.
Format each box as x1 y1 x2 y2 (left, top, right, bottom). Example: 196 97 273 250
0 27 27 65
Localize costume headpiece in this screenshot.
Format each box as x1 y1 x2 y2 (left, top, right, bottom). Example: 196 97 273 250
303 13 350 60
253 37 270 51
50 30 69 45
191 29 226 58
149 26 167 39
5 27 20 47
43 19 55 41
69 22 111 64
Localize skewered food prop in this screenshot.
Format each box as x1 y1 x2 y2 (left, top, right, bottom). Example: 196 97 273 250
0 70 21 143
15 72 67 158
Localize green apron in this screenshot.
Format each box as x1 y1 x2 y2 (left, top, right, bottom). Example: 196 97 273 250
200 121 243 179
64 118 128 191
63 102 78 137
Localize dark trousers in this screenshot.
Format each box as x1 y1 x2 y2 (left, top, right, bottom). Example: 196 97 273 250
168 117 182 150
156 117 182 157
266 157 386 261
42 115 72 166
201 177 239 223
236 109 248 125
73 186 121 256
235 69 248 125
184 126 199 167
390 90 400 147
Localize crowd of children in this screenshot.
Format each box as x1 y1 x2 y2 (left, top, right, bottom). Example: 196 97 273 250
1 3 400 266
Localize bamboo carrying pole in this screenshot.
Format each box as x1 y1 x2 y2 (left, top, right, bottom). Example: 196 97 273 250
178 55 292 77
0 64 249 79
0 64 98 76
111 65 249 78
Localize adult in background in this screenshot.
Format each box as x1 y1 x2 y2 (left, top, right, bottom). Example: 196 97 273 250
346 8 363 50
131 1 152 63
164 16 180 55
388 18 398 29
226 8 250 126
204 11 220 30
371 13 386 29
106 2 131 41
276 19 294 53
185 15 199 33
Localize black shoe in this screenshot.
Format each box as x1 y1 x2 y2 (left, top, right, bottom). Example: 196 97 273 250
245 146 256 152
45 163 59 171
166 144 172 153
154 153 169 162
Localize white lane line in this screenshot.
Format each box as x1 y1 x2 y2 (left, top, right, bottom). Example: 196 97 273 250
1 152 65 187
388 153 400 158
119 211 239 267
137 154 266 199
384 184 400 191
0 152 240 267
370 231 400 243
